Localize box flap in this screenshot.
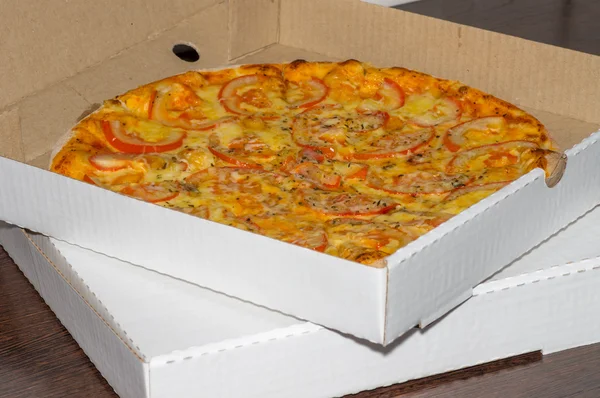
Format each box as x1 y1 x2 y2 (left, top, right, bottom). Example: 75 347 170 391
228 0 280 60
279 0 600 124
0 0 220 110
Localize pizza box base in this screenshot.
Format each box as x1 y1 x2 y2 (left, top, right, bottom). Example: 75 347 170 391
2 201 600 398
1 0 600 345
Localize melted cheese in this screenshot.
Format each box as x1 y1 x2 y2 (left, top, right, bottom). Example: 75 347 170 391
50 61 559 267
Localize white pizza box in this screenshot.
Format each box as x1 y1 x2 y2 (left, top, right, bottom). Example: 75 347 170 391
2 202 600 398
1 0 600 345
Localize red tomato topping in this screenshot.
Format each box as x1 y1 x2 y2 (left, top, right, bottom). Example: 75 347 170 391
444 116 506 152
301 189 396 216
409 96 462 127
254 215 328 252
286 77 329 109
346 126 434 160
446 140 539 174
299 147 326 163
347 165 368 180
358 78 405 111
89 153 134 171
208 133 276 169
102 120 185 154
218 74 281 118
291 162 342 189
445 181 512 202
121 183 179 203
292 105 388 158
149 84 232 130
208 146 264 170
368 171 472 195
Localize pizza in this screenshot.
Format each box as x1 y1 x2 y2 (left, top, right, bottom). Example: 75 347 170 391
49 60 561 267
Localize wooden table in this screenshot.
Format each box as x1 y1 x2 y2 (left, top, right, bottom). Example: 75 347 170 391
2 0 600 397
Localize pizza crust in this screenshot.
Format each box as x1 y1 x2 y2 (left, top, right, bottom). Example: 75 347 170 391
48 60 563 266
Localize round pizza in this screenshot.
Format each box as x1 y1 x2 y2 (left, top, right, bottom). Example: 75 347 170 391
50 60 561 267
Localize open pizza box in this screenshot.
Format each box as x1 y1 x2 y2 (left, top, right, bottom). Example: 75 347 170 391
2 201 600 397
1 0 600 345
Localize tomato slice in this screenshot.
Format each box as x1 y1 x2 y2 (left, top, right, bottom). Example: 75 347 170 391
174 205 210 219
208 146 263 169
254 215 328 252
302 189 396 216
153 93 235 130
147 90 157 119
208 133 277 169
286 77 329 109
187 167 283 195
290 162 342 189
380 209 454 229
219 74 281 117
406 95 462 127
368 170 472 195
446 140 540 174
89 153 134 171
326 218 413 265
358 78 405 112
218 210 262 233
121 183 179 203
292 105 388 157
346 125 434 160
444 181 511 202
299 147 326 163
150 84 232 131
345 164 369 180
444 117 506 152
83 174 100 186
102 120 185 154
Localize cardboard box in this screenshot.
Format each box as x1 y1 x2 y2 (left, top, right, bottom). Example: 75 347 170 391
1 0 600 344
1 202 600 397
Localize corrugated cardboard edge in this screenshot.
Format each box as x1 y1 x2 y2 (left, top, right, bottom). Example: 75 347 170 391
2 0 596 346
382 128 600 344
4 224 600 398
0 225 149 398
18 225 600 359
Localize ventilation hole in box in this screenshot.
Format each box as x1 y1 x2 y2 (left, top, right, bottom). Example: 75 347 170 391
172 44 200 62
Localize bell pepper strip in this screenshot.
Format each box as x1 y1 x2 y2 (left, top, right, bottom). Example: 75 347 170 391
83 174 100 186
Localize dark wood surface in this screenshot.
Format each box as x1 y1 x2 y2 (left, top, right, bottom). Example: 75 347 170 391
2 0 600 397
1 245 600 398
395 0 600 57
